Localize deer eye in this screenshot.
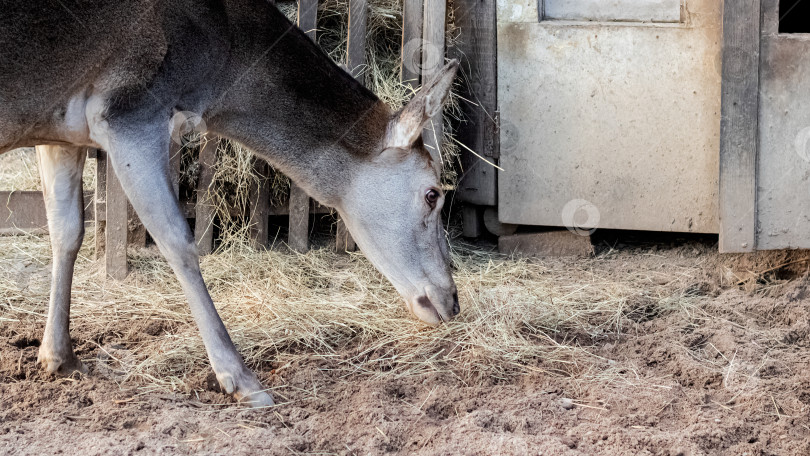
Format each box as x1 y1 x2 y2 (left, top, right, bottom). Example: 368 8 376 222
425 188 440 208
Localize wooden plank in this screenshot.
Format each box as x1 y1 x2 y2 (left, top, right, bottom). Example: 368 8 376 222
249 158 271 250
105 154 129 279
336 219 355 252
336 0 367 252
169 139 182 199
194 137 217 255
451 0 498 206
0 190 94 235
297 0 318 41
94 149 107 259
127 203 147 248
718 0 761 253
0 191 49 235
288 183 310 253
421 0 447 161
347 0 368 79
290 0 317 253
461 205 482 238
499 231 594 258
401 0 423 88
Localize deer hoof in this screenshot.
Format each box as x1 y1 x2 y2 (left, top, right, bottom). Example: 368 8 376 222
37 349 88 376
215 371 275 408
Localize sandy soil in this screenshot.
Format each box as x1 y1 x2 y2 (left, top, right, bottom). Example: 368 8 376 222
2 236 810 455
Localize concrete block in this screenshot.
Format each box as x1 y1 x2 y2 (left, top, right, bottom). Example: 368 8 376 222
499 231 594 257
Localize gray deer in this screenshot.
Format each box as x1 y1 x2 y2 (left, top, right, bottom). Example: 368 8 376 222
0 0 460 406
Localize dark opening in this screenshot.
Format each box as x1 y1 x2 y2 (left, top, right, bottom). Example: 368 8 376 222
780 0 810 33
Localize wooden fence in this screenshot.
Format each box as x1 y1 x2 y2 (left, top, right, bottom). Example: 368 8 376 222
1 0 494 280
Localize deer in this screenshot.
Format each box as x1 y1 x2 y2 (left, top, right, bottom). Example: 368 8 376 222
0 0 460 407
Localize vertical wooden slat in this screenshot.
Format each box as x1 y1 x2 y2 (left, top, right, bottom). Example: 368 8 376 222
401 0 423 88
194 137 217 255
335 0 368 253
719 0 761 253
461 205 482 238
451 0 498 207
105 154 128 279
249 158 271 250
93 149 107 260
127 202 147 248
298 0 318 40
169 139 182 199
347 0 368 79
421 0 446 159
288 183 310 253
290 0 318 253
336 219 355 252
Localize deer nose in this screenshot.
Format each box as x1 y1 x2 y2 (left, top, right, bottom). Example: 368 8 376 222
451 292 460 316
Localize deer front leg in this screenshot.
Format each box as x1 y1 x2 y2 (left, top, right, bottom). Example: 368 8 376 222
97 124 273 407
36 145 88 375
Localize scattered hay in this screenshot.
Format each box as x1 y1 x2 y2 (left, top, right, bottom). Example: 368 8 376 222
0 232 702 395
0 147 95 191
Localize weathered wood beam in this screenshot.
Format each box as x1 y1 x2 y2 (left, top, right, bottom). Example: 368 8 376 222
451 0 498 207
249 158 271 250
718 0 761 253
288 183 310 253
93 149 107 259
401 0 423 89
105 153 129 279
290 0 319 253
336 0 368 253
194 137 218 255
421 0 447 159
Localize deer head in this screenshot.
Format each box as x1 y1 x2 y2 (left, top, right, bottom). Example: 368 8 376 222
337 60 460 326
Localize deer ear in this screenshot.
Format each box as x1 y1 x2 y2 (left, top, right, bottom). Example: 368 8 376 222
385 59 459 150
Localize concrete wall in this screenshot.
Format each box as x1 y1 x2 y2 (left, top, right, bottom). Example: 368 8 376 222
497 0 722 233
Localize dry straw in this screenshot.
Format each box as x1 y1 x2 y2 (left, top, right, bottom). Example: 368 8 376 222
0 231 702 394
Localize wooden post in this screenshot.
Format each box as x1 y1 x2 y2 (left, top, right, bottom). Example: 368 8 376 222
93 149 107 260
461 205 482 238
105 153 128 279
249 158 271 250
297 0 318 39
719 0 761 253
451 0 498 207
401 0 423 88
421 0 447 160
288 183 310 253
194 137 217 255
169 139 182 199
289 0 318 253
347 0 367 79
335 0 368 253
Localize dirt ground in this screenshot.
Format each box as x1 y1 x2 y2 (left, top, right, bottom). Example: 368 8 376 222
2 233 810 455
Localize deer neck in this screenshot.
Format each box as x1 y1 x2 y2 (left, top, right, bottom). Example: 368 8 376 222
205 1 390 207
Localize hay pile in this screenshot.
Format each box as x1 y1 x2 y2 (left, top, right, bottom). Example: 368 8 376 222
0 147 95 191
0 232 702 394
